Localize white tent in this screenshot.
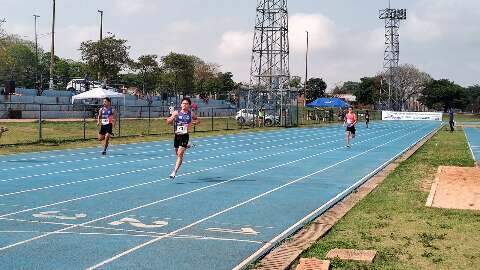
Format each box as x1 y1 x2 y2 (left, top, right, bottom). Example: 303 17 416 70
71 87 124 104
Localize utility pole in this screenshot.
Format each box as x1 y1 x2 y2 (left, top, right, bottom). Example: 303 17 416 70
33 14 40 90
49 0 55 89
304 30 309 105
98 10 103 83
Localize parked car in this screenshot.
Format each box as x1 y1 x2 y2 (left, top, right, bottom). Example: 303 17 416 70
66 78 102 92
235 109 279 127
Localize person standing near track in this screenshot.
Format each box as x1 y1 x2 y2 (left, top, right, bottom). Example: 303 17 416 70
365 110 370 128
448 109 455 132
97 97 116 155
166 97 199 179
344 107 357 148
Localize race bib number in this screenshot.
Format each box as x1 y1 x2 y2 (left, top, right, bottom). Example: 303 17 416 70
101 119 110 125
176 125 188 134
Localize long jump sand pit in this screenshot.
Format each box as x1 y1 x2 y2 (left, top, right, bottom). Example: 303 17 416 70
426 166 480 211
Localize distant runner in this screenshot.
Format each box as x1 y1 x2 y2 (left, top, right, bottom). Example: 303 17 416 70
344 107 357 148
166 97 199 179
97 97 116 155
365 110 370 128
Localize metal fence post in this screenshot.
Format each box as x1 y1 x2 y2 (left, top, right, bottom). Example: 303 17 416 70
211 108 214 131
38 104 42 141
83 104 86 140
226 111 229 130
117 101 121 137
148 104 151 135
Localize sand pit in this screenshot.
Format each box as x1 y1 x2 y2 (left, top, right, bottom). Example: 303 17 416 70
426 166 480 211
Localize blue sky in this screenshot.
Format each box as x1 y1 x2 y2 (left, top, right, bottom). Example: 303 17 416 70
2 0 479 89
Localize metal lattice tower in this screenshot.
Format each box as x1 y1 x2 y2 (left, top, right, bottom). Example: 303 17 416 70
248 0 290 111
379 2 406 111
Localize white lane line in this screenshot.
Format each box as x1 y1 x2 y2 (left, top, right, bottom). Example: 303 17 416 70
464 129 477 161
0 231 263 244
0 125 413 252
0 122 405 182
0 125 330 162
233 124 439 270
0 125 345 172
0 126 397 196
0 128 396 216
0 129 334 182
0 121 401 164
86 125 429 269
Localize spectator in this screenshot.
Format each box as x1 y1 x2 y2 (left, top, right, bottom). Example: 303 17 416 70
0 126 8 138
448 109 455 132
258 107 265 127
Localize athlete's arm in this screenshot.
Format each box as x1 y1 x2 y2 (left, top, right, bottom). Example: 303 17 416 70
111 109 117 128
97 109 101 126
166 111 178 125
192 112 200 125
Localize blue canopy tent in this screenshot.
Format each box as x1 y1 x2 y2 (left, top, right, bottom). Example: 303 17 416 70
306 97 351 108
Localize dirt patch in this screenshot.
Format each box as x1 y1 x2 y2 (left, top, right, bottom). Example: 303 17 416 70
295 258 330 270
426 166 480 211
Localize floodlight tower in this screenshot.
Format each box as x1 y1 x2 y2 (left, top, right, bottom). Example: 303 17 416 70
249 0 290 112
379 1 406 111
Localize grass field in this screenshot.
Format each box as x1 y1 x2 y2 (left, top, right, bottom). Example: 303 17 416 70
297 126 479 270
444 113 480 122
0 116 257 145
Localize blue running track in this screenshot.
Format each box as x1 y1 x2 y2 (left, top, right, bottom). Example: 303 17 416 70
464 127 480 163
0 121 441 270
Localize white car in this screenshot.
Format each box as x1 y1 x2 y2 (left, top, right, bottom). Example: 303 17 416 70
235 109 279 127
66 79 102 92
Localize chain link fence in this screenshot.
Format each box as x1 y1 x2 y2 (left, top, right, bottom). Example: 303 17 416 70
0 102 380 146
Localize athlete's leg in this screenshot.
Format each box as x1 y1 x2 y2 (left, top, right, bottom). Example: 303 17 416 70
103 133 111 154
346 131 351 147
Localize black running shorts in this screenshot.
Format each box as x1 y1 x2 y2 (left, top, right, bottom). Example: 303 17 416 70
99 124 113 135
346 125 356 134
174 133 189 148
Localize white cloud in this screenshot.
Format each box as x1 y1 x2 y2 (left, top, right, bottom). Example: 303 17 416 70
289 13 336 53
404 13 444 43
112 0 159 15
217 31 252 57
166 21 198 34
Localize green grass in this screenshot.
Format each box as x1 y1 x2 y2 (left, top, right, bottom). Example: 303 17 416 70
443 113 480 122
0 117 257 146
297 126 480 270
0 122 278 155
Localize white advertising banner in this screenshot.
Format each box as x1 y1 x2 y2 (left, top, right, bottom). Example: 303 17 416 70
382 111 442 121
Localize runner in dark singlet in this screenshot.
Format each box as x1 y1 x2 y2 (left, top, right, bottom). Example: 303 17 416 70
166 97 199 179
97 97 116 155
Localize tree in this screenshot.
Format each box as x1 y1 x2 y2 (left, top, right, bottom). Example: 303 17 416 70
39 52 87 89
80 36 130 82
194 61 219 95
305 78 327 102
420 79 469 111
289 76 302 88
0 40 36 88
465 85 480 113
354 76 382 106
161 52 196 96
216 72 235 99
380 64 432 110
332 81 360 95
132 54 161 94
